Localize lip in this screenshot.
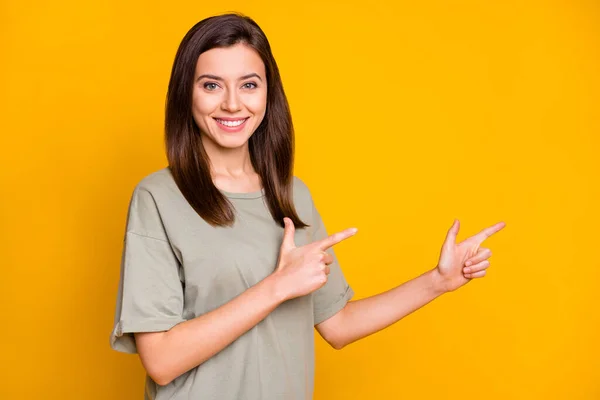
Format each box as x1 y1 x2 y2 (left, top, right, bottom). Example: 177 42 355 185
214 116 249 121
213 117 249 133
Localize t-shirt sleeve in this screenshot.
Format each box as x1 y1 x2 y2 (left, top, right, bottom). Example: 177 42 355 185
310 198 354 325
110 187 185 354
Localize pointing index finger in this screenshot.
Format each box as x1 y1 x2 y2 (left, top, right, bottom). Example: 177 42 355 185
315 227 358 251
474 221 506 243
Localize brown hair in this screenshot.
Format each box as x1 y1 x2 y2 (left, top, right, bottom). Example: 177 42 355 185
165 13 308 228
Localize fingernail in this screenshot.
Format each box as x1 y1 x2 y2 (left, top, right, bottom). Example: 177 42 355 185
464 267 471 273
465 261 472 267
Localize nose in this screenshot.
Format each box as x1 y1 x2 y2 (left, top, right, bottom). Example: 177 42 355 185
221 88 242 113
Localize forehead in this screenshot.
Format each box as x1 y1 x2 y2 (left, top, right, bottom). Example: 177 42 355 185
195 43 265 78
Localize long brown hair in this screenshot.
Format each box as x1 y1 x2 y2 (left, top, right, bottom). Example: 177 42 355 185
165 13 308 228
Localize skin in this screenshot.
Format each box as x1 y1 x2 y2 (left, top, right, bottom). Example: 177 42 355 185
134 43 506 385
315 219 505 349
191 42 267 192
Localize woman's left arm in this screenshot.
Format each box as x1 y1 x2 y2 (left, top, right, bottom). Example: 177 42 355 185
316 219 505 349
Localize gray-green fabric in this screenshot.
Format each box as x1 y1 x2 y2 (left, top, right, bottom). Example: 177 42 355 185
110 167 353 400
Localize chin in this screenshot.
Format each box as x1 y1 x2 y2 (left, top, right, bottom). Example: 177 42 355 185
213 134 253 150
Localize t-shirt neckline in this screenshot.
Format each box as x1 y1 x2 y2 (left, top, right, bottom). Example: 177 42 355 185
219 188 265 199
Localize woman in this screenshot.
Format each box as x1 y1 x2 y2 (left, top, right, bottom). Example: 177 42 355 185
110 13 505 400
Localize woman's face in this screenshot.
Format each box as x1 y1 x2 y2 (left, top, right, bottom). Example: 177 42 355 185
192 43 268 151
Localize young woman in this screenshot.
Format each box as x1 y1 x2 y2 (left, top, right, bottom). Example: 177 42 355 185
110 13 505 400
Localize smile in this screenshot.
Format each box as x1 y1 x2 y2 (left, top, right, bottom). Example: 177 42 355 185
214 118 248 127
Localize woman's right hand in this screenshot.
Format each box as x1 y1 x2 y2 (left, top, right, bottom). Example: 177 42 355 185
272 217 357 301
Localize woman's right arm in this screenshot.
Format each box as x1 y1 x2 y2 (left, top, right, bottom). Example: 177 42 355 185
135 273 284 386
135 218 357 386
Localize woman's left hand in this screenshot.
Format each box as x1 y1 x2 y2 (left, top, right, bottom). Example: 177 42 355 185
435 219 506 293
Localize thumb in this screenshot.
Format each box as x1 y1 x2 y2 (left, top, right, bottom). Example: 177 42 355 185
443 219 460 248
280 217 296 252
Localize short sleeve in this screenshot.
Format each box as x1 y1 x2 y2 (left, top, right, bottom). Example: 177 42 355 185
110 187 185 354
310 199 354 325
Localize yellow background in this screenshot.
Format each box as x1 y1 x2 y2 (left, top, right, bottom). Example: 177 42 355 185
1 0 598 398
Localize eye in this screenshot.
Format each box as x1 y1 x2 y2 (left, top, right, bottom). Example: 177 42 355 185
242 82 257 89
203 82 219 91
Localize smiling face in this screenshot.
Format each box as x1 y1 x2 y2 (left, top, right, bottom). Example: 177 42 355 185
192 43 268 152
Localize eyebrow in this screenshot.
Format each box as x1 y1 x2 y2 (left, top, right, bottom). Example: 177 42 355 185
196 73 263 82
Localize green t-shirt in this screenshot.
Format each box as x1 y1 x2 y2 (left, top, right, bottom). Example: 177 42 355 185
110 167 354 400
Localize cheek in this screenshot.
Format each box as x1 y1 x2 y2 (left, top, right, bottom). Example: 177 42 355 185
192 92 219 121
246 92 267 117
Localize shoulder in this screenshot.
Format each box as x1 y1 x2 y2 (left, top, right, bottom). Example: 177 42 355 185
126 167 180 222
292 176 317 224
134 167 176 194
292 175 316 204
292 175 311 198
124 168 175 239
128 167 184 208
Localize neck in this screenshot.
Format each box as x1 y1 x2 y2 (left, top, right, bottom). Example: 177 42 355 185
201 136 254 178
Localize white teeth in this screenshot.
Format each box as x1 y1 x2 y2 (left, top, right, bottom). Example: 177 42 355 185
216 118 246 127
